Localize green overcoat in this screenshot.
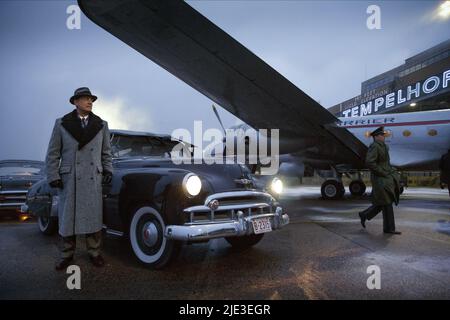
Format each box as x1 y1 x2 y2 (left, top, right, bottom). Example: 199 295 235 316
366 140 401 206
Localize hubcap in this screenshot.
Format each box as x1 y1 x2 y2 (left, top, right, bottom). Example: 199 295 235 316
325 185 337 197
142 221 159 247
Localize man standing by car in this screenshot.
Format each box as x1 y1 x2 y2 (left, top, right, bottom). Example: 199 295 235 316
358 126 401 235
45 87 113 270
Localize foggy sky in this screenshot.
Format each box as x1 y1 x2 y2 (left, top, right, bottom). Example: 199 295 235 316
1 0 449 161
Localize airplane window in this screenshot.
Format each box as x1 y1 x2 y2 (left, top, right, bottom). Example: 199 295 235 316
384 129 392 138
428 129 437 136
364 131 371 138
403 130 411 137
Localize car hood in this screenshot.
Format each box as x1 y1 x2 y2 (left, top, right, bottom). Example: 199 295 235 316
113 157 255 193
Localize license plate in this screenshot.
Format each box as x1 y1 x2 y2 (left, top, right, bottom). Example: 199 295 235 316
252 217 272 234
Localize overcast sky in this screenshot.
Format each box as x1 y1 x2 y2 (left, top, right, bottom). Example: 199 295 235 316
1 0 449 161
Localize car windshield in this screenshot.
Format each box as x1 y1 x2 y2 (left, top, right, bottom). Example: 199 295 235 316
0 162 44 176
111 135 186 159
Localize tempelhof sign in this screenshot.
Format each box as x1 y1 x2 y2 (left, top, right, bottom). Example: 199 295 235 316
340 69 450 117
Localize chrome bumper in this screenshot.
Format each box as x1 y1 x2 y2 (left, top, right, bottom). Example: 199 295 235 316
164 191 289 241
0 202 25 209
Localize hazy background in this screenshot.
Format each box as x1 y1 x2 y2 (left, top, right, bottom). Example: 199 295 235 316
1 0 449 161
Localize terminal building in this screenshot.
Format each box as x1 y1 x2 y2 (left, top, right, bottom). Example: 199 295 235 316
328 39 450 118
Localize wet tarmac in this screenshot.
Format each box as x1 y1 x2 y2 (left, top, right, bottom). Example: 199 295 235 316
0 187 449 299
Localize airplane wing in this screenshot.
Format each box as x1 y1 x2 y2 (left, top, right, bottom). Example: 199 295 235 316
78 0 367 167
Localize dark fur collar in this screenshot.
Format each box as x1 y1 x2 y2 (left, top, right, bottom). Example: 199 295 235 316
61 109 104 150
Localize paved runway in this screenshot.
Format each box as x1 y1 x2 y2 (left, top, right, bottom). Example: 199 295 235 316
0 187 449 299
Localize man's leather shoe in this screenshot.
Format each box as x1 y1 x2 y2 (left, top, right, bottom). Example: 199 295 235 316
55 257 73 271
384 231 402 235
359 212 366 228
90 255 105 267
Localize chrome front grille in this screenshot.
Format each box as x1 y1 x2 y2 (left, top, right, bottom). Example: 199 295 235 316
184 191 277 225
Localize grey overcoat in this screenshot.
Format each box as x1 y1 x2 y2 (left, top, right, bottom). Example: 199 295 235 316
45 109 113 237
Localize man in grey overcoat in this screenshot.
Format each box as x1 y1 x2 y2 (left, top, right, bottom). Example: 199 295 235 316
45 87 113 270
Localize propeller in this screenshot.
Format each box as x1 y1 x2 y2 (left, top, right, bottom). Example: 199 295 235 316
212 104 227 136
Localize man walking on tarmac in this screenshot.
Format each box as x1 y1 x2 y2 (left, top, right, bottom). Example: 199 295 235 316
358 126 401 235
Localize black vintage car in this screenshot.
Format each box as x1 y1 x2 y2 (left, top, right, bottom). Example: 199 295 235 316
24 129 289 269
0 159 45 218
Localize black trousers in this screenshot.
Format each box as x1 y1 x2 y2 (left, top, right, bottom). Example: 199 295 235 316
360 204 396 233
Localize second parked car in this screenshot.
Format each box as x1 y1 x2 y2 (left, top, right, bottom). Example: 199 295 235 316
0 159 45 218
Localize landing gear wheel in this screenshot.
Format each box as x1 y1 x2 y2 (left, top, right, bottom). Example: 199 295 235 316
349 180 366 196
225 234 264 248
129 205 180 269
321 180 345 200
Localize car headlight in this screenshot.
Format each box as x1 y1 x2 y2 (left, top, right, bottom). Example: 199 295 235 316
183 173 202 197
270 177 283 194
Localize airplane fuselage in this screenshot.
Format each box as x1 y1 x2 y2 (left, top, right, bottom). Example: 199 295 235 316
338 109 450 170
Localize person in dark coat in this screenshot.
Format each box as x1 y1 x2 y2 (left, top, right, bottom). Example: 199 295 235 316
439 149 450 197
358 126 401 234
45 87 113 270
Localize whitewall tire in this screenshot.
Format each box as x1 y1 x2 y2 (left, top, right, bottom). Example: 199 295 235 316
129 205 180 269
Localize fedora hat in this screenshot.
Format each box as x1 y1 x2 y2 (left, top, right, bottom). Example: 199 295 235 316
69 87 98 105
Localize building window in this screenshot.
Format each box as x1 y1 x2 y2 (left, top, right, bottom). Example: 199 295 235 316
399 49 450 79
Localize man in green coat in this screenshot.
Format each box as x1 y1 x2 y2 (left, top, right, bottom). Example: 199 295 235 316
359 126 401 235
